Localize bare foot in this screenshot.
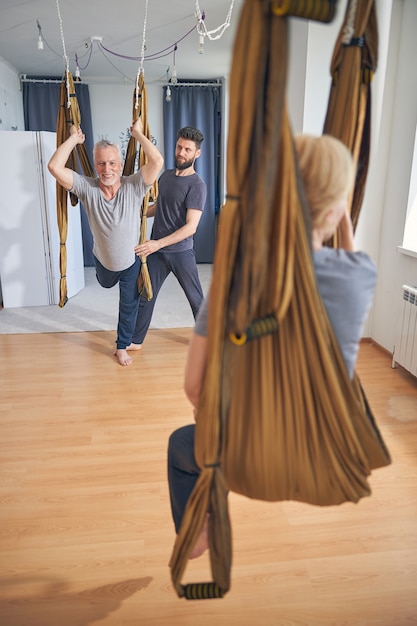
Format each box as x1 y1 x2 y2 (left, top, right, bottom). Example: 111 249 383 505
188 514 209 559
126 343 142 351
168 515 210 568
115 348 133 366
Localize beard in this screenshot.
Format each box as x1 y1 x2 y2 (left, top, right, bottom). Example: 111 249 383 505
175 157 195 170
98 172 120 186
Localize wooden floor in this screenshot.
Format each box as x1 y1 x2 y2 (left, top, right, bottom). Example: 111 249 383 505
0 329 416 626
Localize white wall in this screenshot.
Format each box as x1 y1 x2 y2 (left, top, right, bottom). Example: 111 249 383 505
87 81 164 158
360 0 417 352
1 2 416 356
303 4 346 134
0 57 24 131
0 57 25 303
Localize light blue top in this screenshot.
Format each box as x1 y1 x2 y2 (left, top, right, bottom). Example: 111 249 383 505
194 248 377 379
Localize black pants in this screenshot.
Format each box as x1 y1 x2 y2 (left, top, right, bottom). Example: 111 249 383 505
132 249 203 344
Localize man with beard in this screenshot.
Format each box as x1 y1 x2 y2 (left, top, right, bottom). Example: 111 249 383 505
128 126 207 350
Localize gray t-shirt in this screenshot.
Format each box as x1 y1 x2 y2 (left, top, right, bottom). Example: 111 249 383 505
71 170 149 271
151 169 207 253
194 248 377 379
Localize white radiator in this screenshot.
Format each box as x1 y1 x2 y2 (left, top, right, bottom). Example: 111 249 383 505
392 285 417 377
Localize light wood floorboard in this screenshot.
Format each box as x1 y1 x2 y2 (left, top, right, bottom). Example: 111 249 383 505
0 331 416 625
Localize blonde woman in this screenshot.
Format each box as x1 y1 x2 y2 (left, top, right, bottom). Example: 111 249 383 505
168 134 377 559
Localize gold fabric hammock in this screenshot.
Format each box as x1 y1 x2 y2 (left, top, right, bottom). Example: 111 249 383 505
169 0 390 599
56 72 94 307
122 73 159 300
323 0 378 233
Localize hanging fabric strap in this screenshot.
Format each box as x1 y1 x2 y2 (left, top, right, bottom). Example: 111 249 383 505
121 0 158 300
54 0 94 306
55 72 94 307
323 0 377 233
122 73 158 300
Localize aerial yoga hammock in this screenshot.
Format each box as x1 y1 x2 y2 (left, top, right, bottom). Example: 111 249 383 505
54 0 157 306
55 71 93 307
323 0 378 235
169 0 391 600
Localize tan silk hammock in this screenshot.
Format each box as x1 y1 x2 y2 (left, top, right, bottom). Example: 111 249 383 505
56 72 94 307
323 0 377 234
122 72 158 300
169 0 391 600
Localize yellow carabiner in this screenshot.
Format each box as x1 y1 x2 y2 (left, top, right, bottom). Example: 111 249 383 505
271 0 291 17
229 331 247 346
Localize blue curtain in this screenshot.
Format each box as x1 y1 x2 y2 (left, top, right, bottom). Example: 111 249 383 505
163 83 222 263
23 80 95 266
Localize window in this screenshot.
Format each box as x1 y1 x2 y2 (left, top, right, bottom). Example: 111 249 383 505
400 123 417 257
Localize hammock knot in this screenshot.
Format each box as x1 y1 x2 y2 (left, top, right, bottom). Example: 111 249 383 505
342 36 364 48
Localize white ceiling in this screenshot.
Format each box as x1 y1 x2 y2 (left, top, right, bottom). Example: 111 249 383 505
0 0 244 84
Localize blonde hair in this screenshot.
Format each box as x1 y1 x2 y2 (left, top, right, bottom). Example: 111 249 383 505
294 134 355 228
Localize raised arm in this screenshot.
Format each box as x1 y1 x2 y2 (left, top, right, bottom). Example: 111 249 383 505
130 118 163 186
48 125 85 190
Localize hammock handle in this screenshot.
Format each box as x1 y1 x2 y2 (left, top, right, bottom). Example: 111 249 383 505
181 582 225 600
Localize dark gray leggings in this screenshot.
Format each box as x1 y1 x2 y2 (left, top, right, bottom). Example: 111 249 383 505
133 249 203 344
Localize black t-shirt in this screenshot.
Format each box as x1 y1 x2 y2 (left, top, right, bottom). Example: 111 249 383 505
151 169 207 252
